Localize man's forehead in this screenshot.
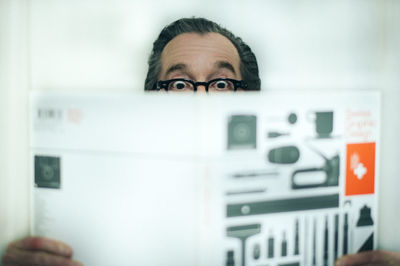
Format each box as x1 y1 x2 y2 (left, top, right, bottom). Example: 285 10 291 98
159 32 241 78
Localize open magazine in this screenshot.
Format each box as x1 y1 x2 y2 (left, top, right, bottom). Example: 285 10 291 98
30 91 380 266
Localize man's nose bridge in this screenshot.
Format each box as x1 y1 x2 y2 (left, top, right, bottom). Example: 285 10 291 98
195 81 208 92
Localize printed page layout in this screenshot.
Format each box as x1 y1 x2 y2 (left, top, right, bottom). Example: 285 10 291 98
201 92 380 266
30 93 205 266
30 92 380 266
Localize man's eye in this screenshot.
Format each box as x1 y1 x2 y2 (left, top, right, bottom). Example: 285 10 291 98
171 81 189 90
216 80 228 89
210 80 234 91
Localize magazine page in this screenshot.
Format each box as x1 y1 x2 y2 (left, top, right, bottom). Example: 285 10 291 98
30 92 204 265
30 91 380 266
199 91 380 266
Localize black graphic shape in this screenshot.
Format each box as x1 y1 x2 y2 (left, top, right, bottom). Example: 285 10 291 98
334 214 339 260
294 219 299 255
356 205 374 227
279 263 300 266
268 232 274 258
226 250 235 266
227 194 339 217
253 243 260 260
304 218 309 265
358 233 374 252
312 218 316 266
288 113 298 125
34 155 61 189
311 111 334 138
228 115 257 150
267 131 289 138
268 146 300 164
292 154 339 189
226 189 266 196
323 216 328 266
343 213 349 255
281 232 287 257
232 170 279 179
227 224 261 266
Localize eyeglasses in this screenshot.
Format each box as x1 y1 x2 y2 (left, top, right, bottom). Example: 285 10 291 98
156 78 248 92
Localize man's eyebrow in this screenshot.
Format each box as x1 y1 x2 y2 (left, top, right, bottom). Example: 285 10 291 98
165 63 188 77
214 61 236 75
164 61 237 79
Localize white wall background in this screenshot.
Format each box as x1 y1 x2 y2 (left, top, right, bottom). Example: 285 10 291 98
1 0 399 260
0 0 30 259
28 0 398 91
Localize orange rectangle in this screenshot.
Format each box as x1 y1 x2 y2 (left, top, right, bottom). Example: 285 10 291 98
345 142 376 196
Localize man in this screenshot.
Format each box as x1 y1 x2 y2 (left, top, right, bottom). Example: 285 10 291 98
2 17 399 266
144 17 261 92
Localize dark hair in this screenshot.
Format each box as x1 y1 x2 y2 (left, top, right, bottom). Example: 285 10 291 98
144 17 261 91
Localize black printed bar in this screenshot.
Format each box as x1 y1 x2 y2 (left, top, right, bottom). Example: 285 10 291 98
278 263 300 266
227 194 339 217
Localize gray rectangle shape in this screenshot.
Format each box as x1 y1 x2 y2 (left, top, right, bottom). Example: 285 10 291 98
34 155 61 189
278 263 300 266
227 194 339 217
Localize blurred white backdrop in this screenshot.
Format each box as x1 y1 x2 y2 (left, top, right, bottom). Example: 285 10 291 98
29 0 399 91
1 0 399 261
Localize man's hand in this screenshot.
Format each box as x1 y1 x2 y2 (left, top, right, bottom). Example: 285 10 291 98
2 236 83 266
335 250 400 266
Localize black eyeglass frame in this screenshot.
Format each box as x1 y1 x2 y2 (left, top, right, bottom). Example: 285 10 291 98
156 78 248 92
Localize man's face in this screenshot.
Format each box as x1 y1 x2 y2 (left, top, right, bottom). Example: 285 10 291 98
159 32 242 93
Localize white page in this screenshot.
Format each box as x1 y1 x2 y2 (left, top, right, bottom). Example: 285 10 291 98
30 91 380 266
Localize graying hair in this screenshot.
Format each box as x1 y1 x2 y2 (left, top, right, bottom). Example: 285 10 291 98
144 17 261 91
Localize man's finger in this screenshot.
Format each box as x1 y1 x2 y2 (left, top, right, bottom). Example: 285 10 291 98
335 250 400 266
8 237 73 257
2 247 83 266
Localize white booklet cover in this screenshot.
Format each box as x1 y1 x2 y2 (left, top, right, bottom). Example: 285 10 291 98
30 91 380 266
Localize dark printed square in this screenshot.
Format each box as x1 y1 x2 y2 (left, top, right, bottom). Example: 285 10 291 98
227 115 257 150
34 155 61 189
